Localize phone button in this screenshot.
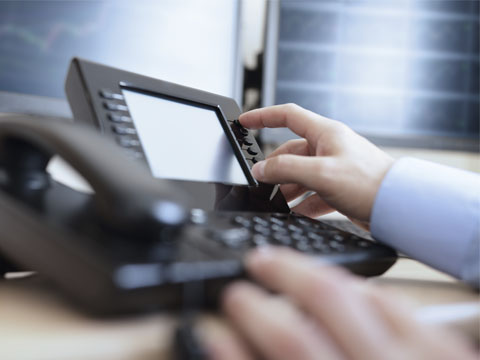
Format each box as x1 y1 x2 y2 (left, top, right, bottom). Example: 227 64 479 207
99 89 124 100
246 147 258 156
233 119 249 136
190 208 208 224
246 157 258 167
117 137 140 147
112 125 137 135
242 138 253 146
125 150 144 159
108 113 132 123
103 102 128 112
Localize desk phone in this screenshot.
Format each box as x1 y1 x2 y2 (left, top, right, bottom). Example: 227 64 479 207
0 59 396 315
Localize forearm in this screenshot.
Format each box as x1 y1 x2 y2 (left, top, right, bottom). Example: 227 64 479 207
370 157 480 287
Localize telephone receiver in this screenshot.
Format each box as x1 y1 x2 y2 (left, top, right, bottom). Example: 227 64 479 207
0 115 245 313
0 114 191 265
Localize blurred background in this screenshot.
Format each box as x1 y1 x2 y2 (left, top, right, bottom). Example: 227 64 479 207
0 0 478 172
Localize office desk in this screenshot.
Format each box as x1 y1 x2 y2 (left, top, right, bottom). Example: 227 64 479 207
1 259 478 360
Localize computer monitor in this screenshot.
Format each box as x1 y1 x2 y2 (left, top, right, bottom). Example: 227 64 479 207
262 0 479 152
0 0 243 118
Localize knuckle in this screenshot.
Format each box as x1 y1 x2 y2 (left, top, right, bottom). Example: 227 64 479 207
284 103 299 111
285 139 302 151
327 119 343 130
283 103 304 117
330 120 351 135
285 139 298 146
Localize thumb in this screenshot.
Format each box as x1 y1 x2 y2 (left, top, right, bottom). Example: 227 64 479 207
252 154 329 192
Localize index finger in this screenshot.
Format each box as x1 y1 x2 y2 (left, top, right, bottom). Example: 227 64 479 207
239 104 332 144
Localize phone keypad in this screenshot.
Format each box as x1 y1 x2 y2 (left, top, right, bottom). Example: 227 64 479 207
201 212 374 255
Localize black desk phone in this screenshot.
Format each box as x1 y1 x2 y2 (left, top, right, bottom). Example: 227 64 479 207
0 58 396 314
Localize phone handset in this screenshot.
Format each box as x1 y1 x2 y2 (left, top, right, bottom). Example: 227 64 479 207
0 115 191 241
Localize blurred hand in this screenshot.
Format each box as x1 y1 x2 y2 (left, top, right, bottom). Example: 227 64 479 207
239 104 394 223
199 247 477 360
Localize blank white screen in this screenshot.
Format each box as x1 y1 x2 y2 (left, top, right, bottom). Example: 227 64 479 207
122 89 248 185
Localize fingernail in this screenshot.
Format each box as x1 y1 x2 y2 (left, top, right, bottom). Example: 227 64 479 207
252 161 266 179
245 246 275 271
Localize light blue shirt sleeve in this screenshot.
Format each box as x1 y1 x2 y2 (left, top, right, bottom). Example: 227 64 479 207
370 157 480 288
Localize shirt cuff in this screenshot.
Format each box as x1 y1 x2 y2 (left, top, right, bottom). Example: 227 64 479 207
370 157 480 281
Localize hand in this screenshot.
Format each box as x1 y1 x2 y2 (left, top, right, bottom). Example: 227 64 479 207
199 247 478 360
239 104 394 223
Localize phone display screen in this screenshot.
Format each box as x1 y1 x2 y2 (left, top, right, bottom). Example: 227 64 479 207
122 88 249 185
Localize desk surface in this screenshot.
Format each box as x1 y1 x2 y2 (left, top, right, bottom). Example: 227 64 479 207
1 258 478 360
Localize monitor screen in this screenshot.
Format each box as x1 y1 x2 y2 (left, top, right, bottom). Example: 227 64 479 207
262 0 479 152
122 89 249 185
0 0 242 116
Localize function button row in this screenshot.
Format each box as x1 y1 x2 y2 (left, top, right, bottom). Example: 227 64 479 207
108 113 132 123
103 101 128 112
112 125 137 135
99 89 124 100
231 120 260 162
